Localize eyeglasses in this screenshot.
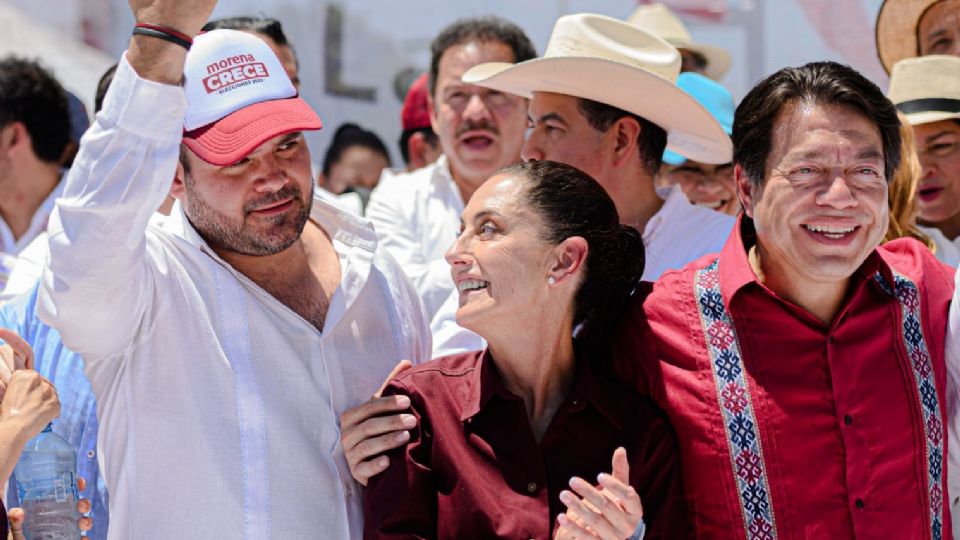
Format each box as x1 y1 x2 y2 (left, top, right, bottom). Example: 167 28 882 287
669 163 734 185
441 88 513 111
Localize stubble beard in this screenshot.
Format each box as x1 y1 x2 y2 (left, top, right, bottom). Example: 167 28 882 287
184 179 313 257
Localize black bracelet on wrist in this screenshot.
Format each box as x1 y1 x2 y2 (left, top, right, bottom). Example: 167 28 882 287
132 25 192 51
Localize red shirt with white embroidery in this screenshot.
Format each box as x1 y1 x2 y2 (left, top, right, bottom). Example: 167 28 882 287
612 217 954 539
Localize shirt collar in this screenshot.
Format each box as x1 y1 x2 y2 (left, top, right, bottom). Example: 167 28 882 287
0 173 65 255
717 214 896 309
433 154 465 209
161 191 380 310
460 349 625 429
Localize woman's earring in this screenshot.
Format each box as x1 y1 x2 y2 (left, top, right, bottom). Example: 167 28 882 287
548 276 556 285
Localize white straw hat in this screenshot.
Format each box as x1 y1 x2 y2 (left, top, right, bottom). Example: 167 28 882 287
875 0 943 74
626 3 731 80
462 13 732 164
888 55 960 125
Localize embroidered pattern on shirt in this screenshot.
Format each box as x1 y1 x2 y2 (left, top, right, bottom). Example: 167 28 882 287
694 259 777 540
875 272 944 540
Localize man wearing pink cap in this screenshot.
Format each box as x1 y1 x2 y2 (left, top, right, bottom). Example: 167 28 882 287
35 1 429 538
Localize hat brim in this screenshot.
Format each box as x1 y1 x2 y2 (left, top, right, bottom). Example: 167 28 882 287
876 0 938 74
901 109 960 126
183 96 322 166
682 44 731 80
463 57 732 164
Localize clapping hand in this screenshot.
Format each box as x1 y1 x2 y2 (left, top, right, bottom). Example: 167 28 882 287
554 447 645 540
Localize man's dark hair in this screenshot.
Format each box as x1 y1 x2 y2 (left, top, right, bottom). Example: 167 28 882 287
0 56 71 164
499 160 644 357
202 17 292 47
577 98 668 175
398 127 438 164
429 17 536 97
94 63 118 114
322 123 391 177
734 61 901 186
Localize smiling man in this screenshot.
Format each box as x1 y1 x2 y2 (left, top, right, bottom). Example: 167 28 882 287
35 2 429 538
364 17 533 318
606 61 955 537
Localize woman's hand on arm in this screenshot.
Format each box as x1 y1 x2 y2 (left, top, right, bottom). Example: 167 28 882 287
340 360 417 485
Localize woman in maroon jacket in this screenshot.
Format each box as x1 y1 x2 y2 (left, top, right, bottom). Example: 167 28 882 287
363 161 688 539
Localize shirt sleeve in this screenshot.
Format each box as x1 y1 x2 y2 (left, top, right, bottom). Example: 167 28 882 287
946 266 960 525
362 380 437 540
37 54 187 360
365 180 455 318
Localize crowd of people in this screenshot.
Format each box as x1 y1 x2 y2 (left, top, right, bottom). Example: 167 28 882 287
1 0 960 538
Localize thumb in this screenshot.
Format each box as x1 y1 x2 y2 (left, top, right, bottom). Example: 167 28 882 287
611 446 630 484
374 360 413 399
8 507 25 540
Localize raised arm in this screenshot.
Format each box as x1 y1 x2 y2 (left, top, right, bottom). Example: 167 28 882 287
37 0 215 359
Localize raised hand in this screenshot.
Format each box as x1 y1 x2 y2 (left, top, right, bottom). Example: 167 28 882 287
127 0 217 38
0 329 34 403
1 370 59 445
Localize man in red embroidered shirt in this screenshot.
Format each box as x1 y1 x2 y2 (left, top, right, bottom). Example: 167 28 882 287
607 61 955 538
340 60 956 538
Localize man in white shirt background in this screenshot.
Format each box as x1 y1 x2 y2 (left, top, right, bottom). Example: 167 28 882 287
0 58 72 293
364 17 534 318
36 1 430 538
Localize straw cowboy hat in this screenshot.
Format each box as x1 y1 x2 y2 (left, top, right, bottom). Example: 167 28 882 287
461 13 732 165
888 55 960 125
875 0 948 74
626 3 731 80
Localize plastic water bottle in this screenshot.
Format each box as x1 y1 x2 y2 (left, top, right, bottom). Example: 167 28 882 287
13 424 80 540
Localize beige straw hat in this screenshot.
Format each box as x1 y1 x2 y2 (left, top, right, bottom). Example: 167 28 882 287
626 3 731 80
461 13 732 165
888 55 960 125
875 0 943 74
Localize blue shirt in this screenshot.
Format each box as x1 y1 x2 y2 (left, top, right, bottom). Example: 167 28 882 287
1 283 108 540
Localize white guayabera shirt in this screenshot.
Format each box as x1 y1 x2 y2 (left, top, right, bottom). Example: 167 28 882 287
38 56 430 540
366 154 464 319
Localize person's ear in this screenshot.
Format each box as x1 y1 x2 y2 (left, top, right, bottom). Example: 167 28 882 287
170 161 187 201
407 132 427 170
0 122 27 157
611 116 641 167
548 236 588 285
427 91 441 136
734 163 758 218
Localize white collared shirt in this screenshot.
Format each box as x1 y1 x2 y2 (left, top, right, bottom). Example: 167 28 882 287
0 179 63 294
365 155 463 318
429 185 735 358
38 55 430 540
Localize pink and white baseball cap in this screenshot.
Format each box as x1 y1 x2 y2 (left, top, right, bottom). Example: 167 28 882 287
182 29 321 166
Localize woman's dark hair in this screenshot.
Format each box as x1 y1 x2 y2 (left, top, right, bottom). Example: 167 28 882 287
321 123 391 176
499 160 644 356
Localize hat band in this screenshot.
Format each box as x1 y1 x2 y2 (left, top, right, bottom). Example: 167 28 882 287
896 97 960 115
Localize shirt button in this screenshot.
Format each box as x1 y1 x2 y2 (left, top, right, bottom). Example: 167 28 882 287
527 482 537 493
844 414 853 426
828 336 836 344
86 450 95 459
855 498 865 509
